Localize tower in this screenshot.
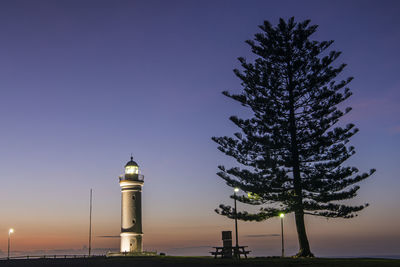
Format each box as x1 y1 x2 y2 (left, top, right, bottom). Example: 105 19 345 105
119 157 144 253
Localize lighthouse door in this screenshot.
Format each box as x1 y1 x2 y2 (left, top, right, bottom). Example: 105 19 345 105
130 240 135 252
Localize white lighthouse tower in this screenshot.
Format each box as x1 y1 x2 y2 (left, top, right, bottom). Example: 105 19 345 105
119 157 144 253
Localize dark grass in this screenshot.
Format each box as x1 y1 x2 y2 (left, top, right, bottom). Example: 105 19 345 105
0 256 399 267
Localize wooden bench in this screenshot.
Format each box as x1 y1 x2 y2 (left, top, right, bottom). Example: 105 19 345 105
210 246 251 259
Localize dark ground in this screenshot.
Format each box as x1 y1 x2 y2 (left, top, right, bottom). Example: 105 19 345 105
0 256 399 267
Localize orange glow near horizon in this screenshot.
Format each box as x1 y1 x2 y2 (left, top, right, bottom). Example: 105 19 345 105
2 207 399 256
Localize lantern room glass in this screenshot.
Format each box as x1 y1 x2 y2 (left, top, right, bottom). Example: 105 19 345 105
125 166 138 175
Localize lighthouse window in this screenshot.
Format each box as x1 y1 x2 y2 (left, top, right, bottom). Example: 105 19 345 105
132 195 136 200
125 166 138 174
132 219 136 225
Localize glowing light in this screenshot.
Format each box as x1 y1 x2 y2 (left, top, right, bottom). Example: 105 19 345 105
9 228 14 234
125 166 138 175
279 213 285 218
248 192 260 200
234 187 239 193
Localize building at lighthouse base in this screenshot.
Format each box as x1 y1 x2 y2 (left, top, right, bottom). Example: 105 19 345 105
120 232 143 253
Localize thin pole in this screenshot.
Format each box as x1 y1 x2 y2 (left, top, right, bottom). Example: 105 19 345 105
234 192 238 258
281 216 284 257
88 189 92 256
7 232 10 259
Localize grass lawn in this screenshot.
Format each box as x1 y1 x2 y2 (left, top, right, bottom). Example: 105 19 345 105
0 256 399 267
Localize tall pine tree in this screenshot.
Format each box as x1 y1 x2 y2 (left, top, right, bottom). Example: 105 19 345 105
212 17 375 257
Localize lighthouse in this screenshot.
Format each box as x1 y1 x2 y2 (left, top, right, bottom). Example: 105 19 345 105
119 157 144 253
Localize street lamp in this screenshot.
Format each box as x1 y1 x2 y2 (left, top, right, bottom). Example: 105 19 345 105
233 187 239 258
8 228 14 260
279 213 284 257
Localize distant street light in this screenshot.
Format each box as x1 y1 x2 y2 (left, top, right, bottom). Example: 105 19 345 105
279 213 284 257
8 228 14 260
233 187 239 258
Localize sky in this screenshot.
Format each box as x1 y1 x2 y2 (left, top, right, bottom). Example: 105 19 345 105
0 0 399 258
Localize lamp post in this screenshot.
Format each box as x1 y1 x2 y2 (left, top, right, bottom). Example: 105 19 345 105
279 213 284 257
233 187 239 258
8 228 14 260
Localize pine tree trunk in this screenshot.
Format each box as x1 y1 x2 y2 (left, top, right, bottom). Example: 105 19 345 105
294 210 314 257
287 66 314 257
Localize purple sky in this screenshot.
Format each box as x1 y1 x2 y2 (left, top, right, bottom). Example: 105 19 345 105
0 0 399 257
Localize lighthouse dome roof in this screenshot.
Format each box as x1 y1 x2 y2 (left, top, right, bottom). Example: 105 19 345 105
125 157 139 167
